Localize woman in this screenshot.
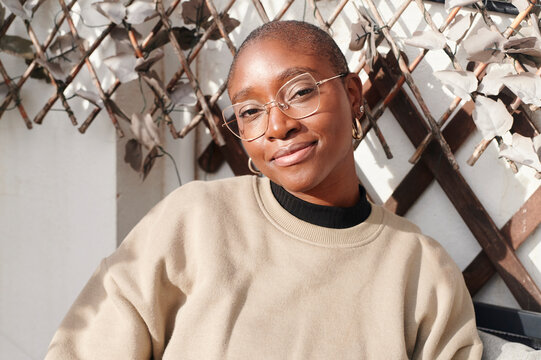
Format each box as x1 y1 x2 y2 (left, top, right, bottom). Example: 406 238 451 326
45 21 482 359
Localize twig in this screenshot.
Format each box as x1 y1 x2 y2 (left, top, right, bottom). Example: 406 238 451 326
156 0 224 145
57 0 123 137
273 0 296 21
251 0 270 23
364 0 459 169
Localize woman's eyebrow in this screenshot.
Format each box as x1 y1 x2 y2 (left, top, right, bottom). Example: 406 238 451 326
231 87 255 104
231 66 318 104
276 66 318 83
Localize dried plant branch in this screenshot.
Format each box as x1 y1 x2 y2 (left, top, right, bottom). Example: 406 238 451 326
307 0 330 32
156 0 224 145
26 21 78 126
0 60 31 127
364 0 459 169
33 22 116 125
251 0 270 23
328 0 350 27
0 0 77 121
273 0 296 21
412 2 536 165
57 0 123 136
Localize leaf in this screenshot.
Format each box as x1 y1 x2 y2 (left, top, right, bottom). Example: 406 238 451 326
35 57 70 81
505 37 537 51
463 27 506 63
75 89 103 108
142 146 159 180
130 112 160 150
472 96 513 140
144 112 160 146
445 13 474 42
0 81 9 98
144 27 196 53
527 14 541 40
27 59 50 82
501 73 541 107
181 0 210 25
134 48 163 72
511 0 530 12
444 0 478 11
534 134 541 159
202 13 240 40
103 53 138 83
168 81 197 106
110 27 142 54
499 133 541 172
0 34 33 59
125 0 156 25
0 0 29 19
92 1 126 24
434 70 477 100
124 138 142 171
106 99 130 121
141 70 169 104
477 63 515 96
403 30 447 50
349 13 372 51
23 0 39 16
504 37 541 61
173 27 198 50
143 29 169 53
49 34 85 64
0 5 5 28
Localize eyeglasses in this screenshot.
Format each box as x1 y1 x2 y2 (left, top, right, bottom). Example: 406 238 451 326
222 72 347 141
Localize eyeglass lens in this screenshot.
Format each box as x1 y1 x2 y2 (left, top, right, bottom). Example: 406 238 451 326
223 73 321 140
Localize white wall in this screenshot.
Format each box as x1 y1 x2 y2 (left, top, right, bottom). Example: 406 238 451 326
0 87 118 358
1 0 540 359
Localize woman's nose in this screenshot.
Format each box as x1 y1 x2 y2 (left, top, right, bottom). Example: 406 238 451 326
264 105 301 140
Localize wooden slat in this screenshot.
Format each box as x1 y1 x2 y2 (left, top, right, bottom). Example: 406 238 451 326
366 58 540 297
363 60 541 296
363 60 476 215
374 53 541 312
464 188 541 295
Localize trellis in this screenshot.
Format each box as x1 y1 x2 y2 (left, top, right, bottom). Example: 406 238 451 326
1 0 540 311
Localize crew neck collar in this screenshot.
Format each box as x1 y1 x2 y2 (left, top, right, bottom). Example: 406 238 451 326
269 181 371 229
253 177 385 248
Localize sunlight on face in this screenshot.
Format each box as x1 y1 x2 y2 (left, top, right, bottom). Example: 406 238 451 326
227 38 363 205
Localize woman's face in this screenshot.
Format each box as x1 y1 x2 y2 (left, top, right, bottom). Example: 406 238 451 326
228 39 362 199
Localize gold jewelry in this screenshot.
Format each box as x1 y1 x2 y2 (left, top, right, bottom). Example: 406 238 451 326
352 105 364 140
248 158 262 175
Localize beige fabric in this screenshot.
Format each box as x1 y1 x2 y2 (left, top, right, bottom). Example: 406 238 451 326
45 175 482 360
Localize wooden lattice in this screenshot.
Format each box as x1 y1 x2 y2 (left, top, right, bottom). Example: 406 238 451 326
1 0 540 310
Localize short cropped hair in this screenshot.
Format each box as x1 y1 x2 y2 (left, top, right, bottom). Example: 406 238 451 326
227 20 349 87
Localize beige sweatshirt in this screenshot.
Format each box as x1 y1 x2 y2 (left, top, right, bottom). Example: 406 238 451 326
45 175 482 360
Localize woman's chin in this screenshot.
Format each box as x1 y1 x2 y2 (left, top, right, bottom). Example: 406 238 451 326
267 169 322 195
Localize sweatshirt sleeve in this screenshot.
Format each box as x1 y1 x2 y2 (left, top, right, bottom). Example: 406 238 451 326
44 258 153 360
411 238 483 360
44 185 191 360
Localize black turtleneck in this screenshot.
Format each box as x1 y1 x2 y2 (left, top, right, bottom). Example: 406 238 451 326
270 181 372 229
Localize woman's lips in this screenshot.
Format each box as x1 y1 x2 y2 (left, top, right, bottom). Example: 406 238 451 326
271 141 317 166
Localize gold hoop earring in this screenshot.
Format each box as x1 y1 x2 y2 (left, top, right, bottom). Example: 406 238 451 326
248 158 262 176
352 105 364 140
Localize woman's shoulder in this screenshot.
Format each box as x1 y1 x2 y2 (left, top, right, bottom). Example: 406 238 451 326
167 175 254 202
376 205 457 267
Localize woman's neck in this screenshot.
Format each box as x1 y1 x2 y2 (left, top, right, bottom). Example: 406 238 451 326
270 181 371 229
285 162 361 207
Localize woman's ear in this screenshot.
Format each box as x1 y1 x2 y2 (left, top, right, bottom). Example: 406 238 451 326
344 73 363 117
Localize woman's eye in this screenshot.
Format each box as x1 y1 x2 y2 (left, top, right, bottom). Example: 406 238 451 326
239 107 262 120
288 86 316 102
